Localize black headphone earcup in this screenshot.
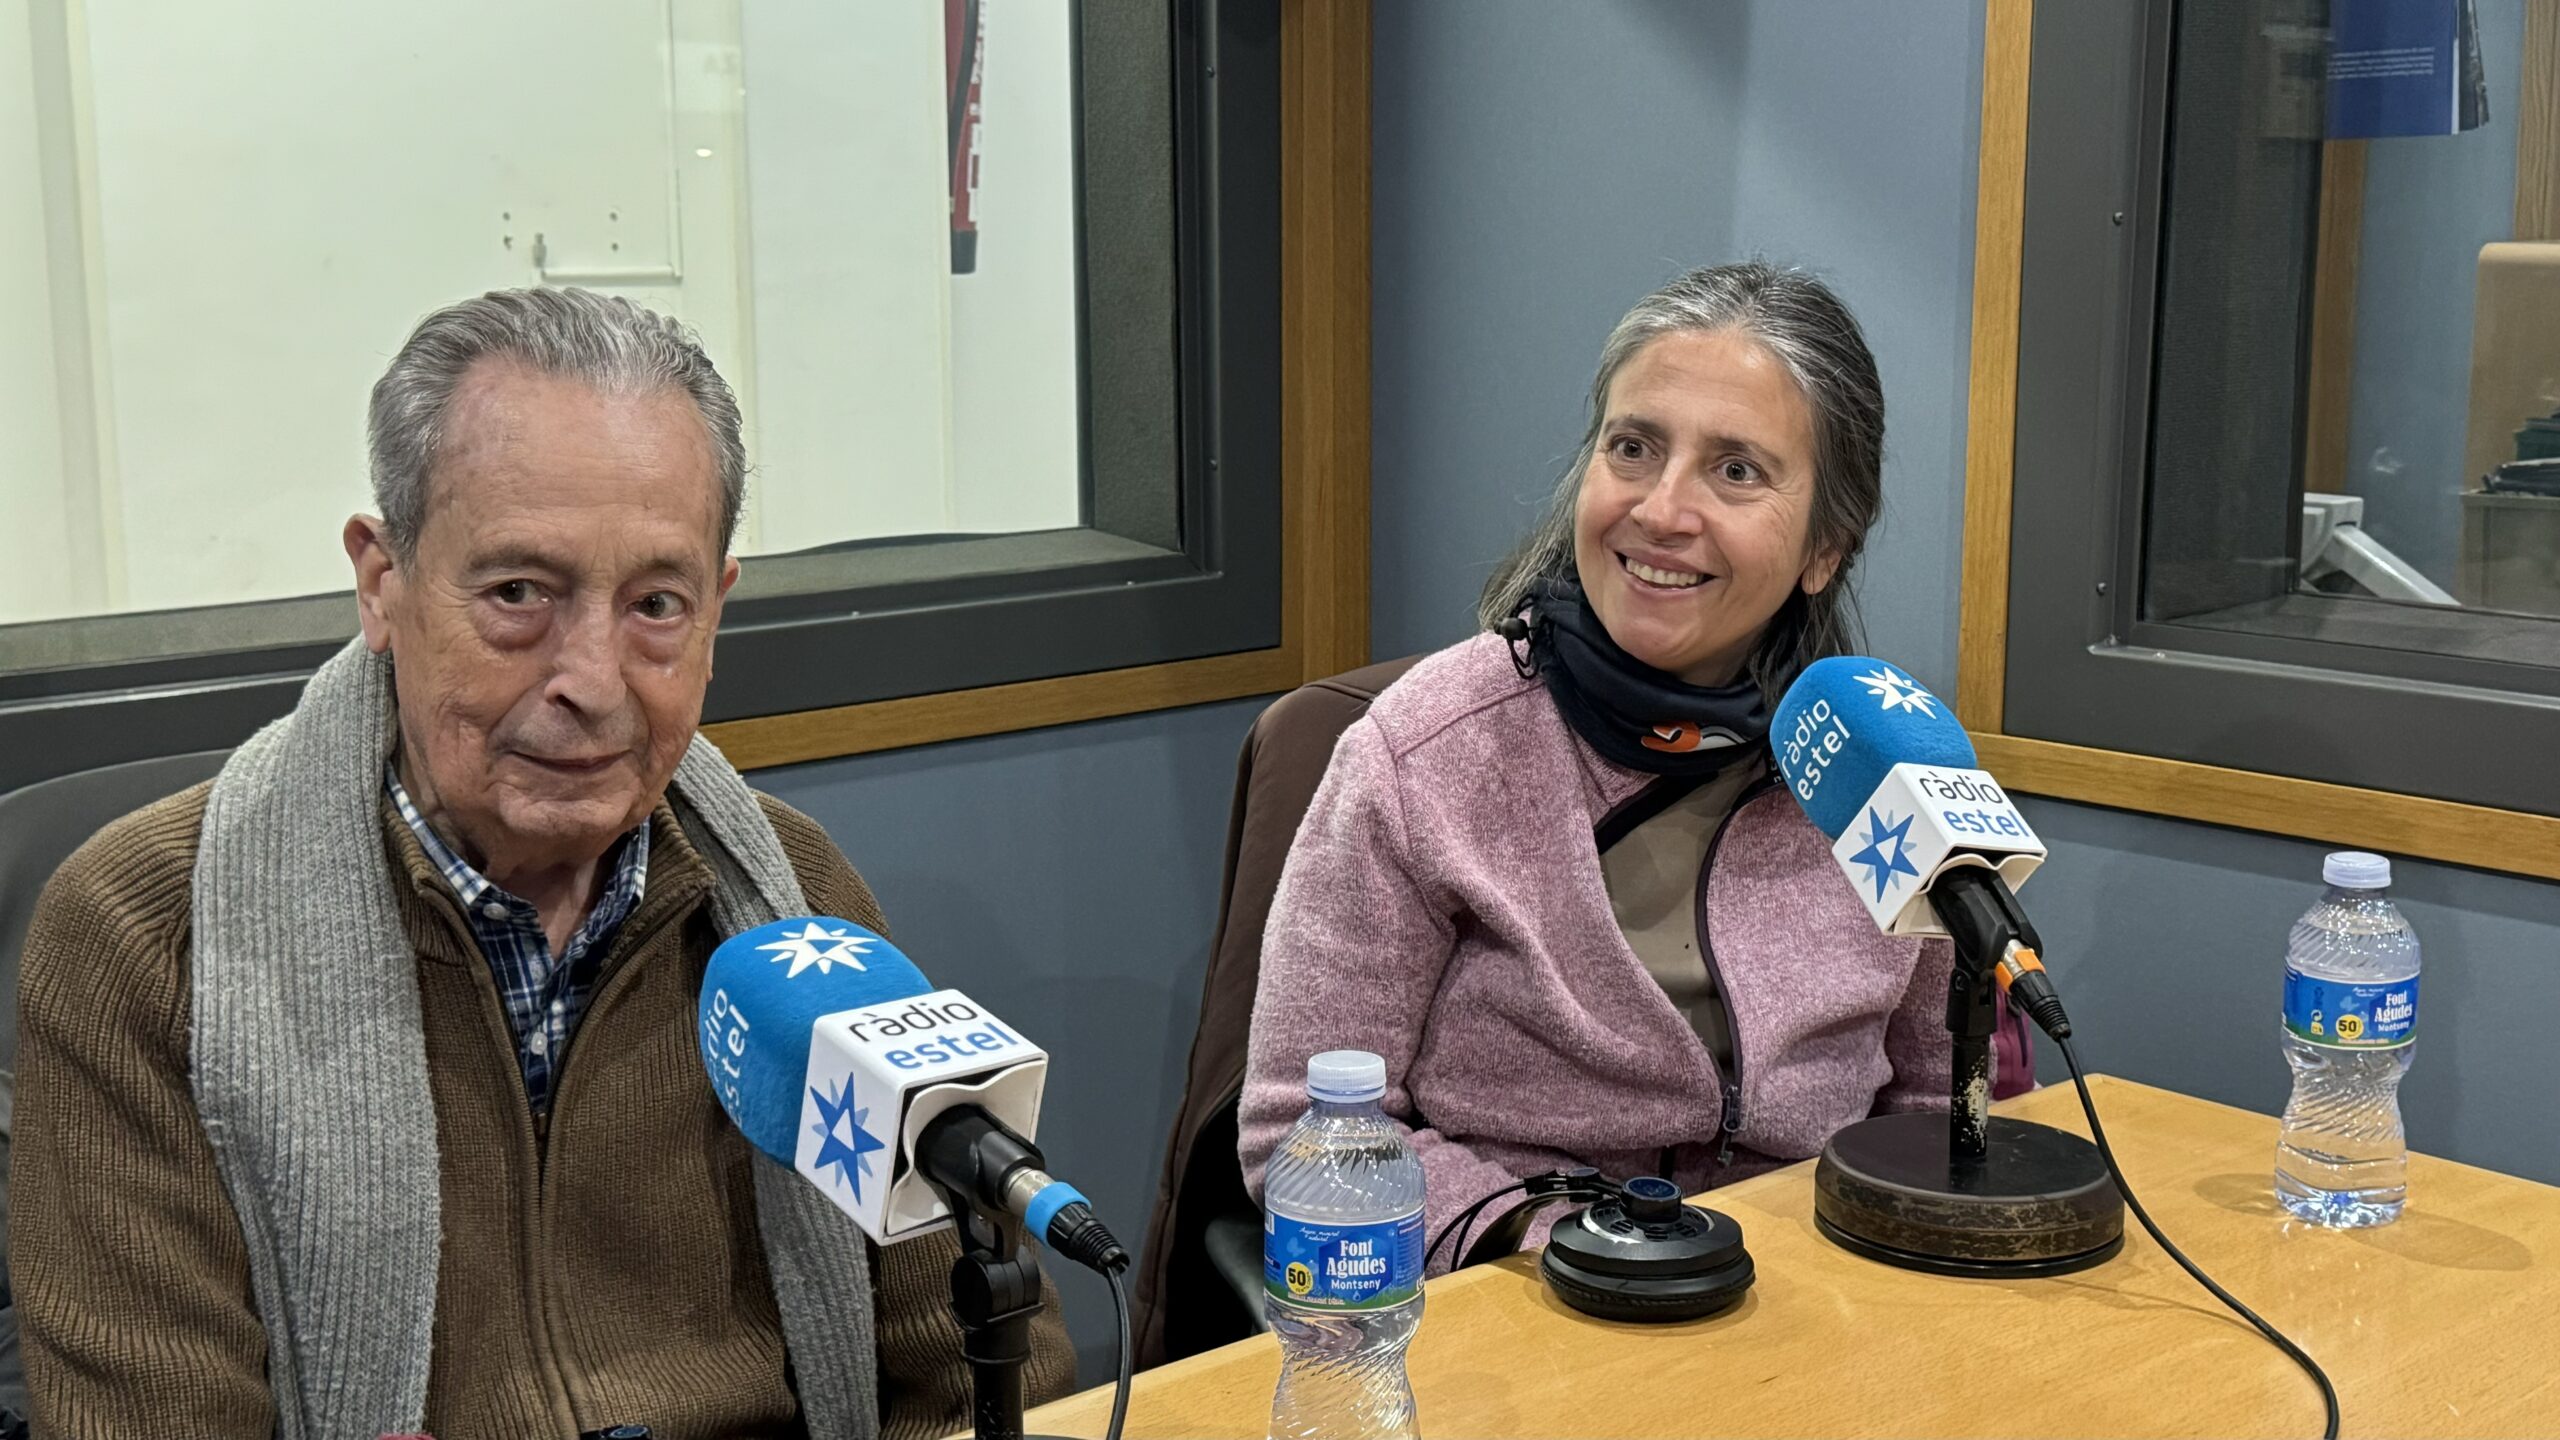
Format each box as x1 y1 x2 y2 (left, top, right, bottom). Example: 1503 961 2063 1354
1538 1199 1755 1324
1539 1241 1754 1323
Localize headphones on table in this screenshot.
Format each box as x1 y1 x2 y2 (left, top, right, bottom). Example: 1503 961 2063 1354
1446 1168 1755 1324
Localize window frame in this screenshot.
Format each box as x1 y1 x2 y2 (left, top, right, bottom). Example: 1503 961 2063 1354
0 0 1373 789
1961 0 2560 880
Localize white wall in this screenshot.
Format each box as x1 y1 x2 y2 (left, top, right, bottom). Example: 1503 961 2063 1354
0 0 79 623
741 0 1083 548
72 0 753 613
739 0 955 547
0 0 1082 627
949 0 1084 536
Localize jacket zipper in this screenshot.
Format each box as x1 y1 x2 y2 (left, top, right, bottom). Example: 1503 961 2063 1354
433 879 696 1434
424 890 587 1437
1696 775 1778 1174
530 898 700 1431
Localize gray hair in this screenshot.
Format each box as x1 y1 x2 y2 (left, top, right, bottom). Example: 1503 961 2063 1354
1477 262 1886 694
366 287 746 559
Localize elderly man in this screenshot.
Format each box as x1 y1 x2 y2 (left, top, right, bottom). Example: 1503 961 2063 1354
8 289 1072 1437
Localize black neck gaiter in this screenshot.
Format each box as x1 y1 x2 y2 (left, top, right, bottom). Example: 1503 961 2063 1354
1513 578 1779 779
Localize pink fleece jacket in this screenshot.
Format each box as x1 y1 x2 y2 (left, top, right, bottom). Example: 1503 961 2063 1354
1240 633 2033 1264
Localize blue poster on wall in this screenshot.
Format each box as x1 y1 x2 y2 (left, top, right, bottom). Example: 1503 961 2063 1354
2325 0 2490 138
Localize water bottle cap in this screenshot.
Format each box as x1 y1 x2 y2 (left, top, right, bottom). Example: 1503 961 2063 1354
1305 1050 1387 1103
2324 851 2391 890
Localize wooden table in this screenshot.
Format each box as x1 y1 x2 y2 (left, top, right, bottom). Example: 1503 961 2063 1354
1034 1077 2560 1437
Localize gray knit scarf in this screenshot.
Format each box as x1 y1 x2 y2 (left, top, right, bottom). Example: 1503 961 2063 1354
189 639 880 1439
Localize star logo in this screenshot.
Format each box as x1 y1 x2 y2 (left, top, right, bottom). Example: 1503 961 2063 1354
809 1074 887 1201
1855 667 1939 718
1848 807 1922 902
757 921 877 979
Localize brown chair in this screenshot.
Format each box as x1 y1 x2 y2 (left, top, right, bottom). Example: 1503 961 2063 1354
1129 655 1421 1370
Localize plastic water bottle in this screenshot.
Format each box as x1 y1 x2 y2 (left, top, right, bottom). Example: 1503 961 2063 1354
2275 851 2420 1227
1263 1051 1426 1440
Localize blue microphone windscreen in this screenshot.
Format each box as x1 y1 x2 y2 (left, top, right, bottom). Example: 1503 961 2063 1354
698 917 934 1165
1770 657 1977 840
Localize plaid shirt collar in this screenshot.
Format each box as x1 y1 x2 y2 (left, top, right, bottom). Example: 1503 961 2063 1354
384 765 650 1110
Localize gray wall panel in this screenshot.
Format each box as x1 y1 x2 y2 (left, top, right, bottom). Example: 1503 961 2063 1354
1720 2 1988 697
1368 0 1747 661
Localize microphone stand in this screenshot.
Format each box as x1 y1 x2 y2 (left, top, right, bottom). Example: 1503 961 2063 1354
1933 865 2020 1165
943 1204 1048 1440
1809 863 2124 1276
920 1108 1057 1440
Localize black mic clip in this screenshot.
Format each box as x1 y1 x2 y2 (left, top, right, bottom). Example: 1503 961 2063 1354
918 1106 1043 1255
917 1105 1131 1278
1928 860 2072 1041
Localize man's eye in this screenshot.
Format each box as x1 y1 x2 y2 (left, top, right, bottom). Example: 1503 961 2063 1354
490 580 539 606
634 592 684 621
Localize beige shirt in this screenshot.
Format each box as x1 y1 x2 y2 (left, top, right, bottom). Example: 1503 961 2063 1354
1599 761 1766 1073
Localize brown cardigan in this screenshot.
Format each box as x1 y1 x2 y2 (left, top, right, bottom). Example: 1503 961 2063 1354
9 780 1074 1439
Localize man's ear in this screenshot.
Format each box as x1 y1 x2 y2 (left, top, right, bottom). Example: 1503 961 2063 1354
345 515 401 654
702 553 743 682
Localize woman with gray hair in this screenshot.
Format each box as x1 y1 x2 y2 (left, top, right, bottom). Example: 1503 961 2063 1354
1238 263 2031 1264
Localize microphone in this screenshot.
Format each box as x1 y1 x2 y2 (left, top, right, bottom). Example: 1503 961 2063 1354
1769 657 2069 1039
696 916 1127 1275
1770 658 2122 1280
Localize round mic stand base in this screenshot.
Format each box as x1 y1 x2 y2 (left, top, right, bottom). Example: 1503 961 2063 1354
1813 1111 2124 1278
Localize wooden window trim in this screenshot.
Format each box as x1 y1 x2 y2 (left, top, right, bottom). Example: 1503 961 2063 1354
2521 0 2560 240
1958 0 2560 882
705 0 1370 771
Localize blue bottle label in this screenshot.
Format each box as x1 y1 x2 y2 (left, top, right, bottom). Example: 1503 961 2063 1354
1264 1208 1425 1310
2283 967 2417 1048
